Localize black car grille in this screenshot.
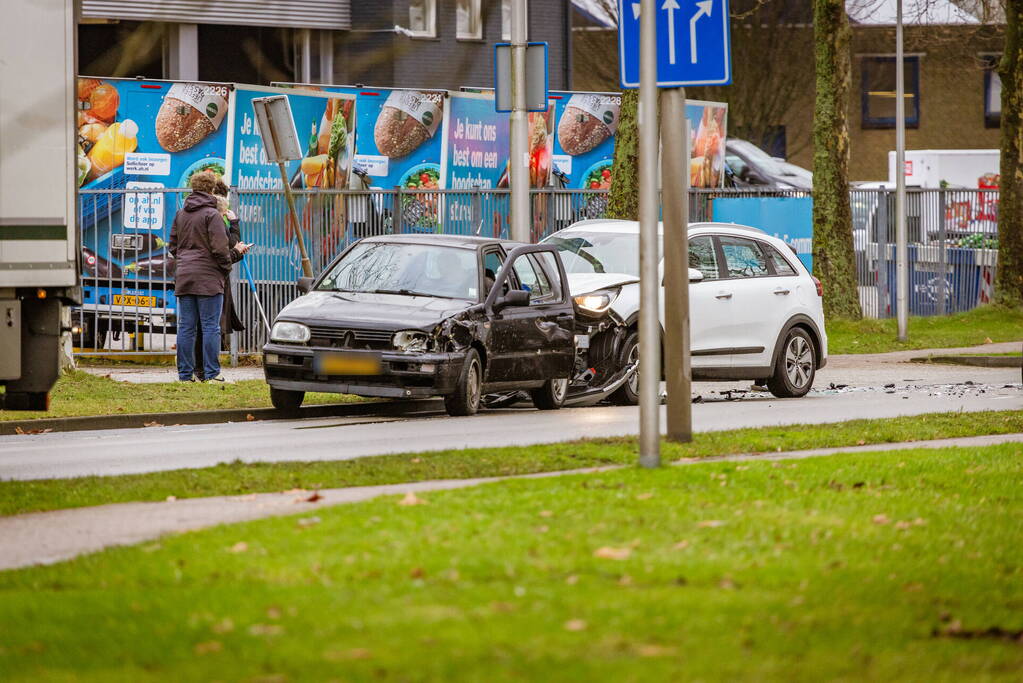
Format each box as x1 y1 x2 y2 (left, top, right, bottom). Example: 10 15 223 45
307 325 394 350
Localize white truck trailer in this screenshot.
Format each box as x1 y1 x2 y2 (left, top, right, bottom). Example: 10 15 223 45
0 0 80 410
887 149 1000 189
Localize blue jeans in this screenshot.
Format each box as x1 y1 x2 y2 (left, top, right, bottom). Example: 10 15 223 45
177 294 223 380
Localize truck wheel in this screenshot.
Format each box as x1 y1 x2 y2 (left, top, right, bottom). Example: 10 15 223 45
444 348 482 417
530 378 568 410
609 331 640 406
270 387 305 410
767 328 816 398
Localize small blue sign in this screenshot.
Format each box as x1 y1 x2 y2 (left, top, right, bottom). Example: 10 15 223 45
618 0 732 88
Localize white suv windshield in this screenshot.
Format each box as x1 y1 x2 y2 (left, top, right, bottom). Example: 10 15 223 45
546 231 660 277
318 242 479 300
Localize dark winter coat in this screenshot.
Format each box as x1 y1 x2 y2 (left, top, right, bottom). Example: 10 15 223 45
168 192 232 296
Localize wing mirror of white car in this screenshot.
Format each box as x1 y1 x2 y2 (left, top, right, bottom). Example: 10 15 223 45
688 268 705 283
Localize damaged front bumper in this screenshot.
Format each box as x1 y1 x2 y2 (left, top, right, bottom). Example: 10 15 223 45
263 343 466 399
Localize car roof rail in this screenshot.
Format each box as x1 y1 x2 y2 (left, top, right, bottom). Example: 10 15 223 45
567 218 633 229
690 221 767 235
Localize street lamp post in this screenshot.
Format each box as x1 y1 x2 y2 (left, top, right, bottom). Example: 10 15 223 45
895 0 908 340
509 0 529 243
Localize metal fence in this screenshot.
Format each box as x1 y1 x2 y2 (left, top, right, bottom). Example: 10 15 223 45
74 186 1000 358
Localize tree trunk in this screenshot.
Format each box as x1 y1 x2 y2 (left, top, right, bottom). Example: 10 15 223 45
607 90 640 220
811 0 862 320
995 0 1023 308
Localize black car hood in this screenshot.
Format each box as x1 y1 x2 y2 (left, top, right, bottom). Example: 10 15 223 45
277 290 476 332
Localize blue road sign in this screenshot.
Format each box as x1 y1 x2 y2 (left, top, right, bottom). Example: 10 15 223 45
618 0 731 88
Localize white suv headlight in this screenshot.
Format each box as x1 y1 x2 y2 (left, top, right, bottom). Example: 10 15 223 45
393 330 431 352
573 288 620 314
270 321 310 343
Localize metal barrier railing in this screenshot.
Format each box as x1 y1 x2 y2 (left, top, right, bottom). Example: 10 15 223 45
74 186 1001 357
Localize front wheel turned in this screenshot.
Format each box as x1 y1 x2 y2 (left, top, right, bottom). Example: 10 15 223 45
445 348 483 416
767 328 816 398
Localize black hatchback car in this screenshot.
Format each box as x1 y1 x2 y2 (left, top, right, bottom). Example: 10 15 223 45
263 234 577 416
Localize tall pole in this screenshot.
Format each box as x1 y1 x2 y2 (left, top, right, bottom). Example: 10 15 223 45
662 92 691 443
638 0 661 467
895 0 908 340
509 0 530 243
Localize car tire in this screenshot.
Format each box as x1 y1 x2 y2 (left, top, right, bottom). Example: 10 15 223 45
445 348 483 417
609 330 640 406
530 378 568 410
270 387 305 410
767 328 816 398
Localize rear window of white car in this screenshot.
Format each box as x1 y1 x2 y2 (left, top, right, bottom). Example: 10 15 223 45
766 245 798 276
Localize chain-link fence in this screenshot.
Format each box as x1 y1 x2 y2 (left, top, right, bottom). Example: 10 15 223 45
74 185 1000 358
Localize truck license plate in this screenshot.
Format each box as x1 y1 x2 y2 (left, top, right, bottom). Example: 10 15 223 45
314 351 382 376
113 294 156 307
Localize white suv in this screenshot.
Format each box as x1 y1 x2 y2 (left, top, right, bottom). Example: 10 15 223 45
543 220 828 401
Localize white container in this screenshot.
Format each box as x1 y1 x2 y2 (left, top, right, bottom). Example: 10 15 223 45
887 149 1000 189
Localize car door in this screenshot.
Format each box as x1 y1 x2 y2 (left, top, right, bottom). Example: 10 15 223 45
485 247 574 384
684 235 734 369
715 235 783 369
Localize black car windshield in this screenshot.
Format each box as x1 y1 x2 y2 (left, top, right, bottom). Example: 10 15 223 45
317 242 480 300
546 231 659 277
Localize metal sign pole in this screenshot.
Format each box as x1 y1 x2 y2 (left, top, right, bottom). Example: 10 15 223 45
895 0 908 340
638 0 661 467
509 0 530 243
262 103 313 279
662 91 692 443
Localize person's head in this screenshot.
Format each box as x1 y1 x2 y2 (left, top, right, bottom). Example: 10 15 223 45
213 178 230 198
189 170 219 195
215 195 230 215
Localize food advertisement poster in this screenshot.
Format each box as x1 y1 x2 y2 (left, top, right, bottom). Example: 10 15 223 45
440 91 554 233
77 77 231 303
275 84 448 231
226 85 356 275
685 100 728 189
550 91 619 189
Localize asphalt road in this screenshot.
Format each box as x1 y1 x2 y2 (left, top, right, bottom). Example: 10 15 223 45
2 351 1019 481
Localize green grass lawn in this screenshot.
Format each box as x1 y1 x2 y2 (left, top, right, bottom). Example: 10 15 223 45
1 444 1020 681
828 305 1023 354
0 370 362 422
2 410 1020 517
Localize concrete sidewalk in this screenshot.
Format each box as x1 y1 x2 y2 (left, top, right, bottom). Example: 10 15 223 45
2 431 1021 572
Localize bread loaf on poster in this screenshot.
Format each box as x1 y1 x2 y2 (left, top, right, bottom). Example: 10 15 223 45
155 83 228 153
557 94 620 156
373 90 443 158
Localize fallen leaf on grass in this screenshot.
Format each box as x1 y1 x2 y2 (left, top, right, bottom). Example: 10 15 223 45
697 520 725 528
229 542 248 554
565 575 579 585
563 619 587 631
719 577 737 590
410 457 422 464
635 644 677 657
618 574 632 586
673 540 690 550
323 648 373 661
266 607 282 620
248 623 283 636
409 567 425 579
983 337 993 344
895 520 913 530
246 414 255 421
594 546 631 560
297 516 321 528
193 640 222 655
636 492 654 500
211 618 234 634
872 514 891 525
539 510 554 518
856 439 866 446
165 495 177 502
398 491 427 506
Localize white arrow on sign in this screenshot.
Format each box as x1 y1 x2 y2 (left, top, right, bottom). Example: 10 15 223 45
632 2 641 20
689 0 713 64
661 0 681 64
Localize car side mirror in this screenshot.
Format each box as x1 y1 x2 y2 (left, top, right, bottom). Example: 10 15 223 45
688 268 705 283
496 289 530 310
297 277 314 294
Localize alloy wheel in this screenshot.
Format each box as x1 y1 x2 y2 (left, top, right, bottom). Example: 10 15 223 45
784 336 813 388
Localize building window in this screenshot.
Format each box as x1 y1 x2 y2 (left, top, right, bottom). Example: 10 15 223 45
502 0 511 40
457 0 482 40
861 56 920 129
409 0 436 38
982 55 1001 128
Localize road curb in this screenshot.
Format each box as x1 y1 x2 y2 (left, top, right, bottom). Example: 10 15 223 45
0 399 439 436
910 354 1022 368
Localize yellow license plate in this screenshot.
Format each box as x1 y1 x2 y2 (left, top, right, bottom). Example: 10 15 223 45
315 352 382 376
113 294 157 307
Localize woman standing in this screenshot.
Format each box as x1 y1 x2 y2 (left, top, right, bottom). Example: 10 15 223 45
169 170 233 382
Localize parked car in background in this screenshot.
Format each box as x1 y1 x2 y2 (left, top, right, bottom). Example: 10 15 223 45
543 220 828 400
263 235 578 416
725 139 813 191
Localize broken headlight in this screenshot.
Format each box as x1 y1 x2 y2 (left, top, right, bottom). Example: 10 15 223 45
270 321 310 344
393 330 432 352
573 288 619 314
